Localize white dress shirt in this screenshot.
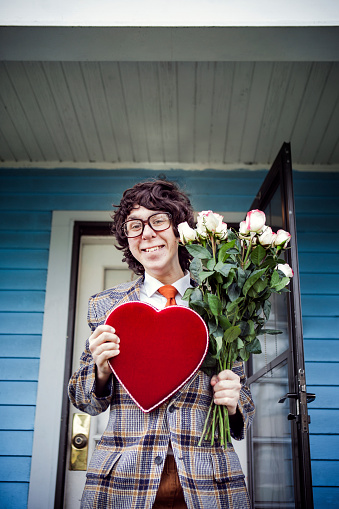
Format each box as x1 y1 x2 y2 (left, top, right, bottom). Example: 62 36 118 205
139 271 192 309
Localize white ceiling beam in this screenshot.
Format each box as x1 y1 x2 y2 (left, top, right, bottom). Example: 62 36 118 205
1 27 339 62
2 0 339 27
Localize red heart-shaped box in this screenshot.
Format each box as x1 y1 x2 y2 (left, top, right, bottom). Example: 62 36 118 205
105 302 208 412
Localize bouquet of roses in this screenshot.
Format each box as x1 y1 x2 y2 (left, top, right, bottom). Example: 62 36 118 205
178 210 294 447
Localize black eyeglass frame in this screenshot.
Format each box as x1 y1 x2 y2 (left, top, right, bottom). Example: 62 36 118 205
121 212 172 238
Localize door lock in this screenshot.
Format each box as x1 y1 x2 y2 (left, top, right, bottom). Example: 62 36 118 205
278 393 316 404
278 368 316 431
70 413 90 470
73 433 88 449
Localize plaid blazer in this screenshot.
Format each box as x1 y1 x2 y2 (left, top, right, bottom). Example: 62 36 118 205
68 276 255 509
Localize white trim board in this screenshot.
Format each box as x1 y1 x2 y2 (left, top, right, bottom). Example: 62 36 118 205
28 210 111 509
1 161 339 172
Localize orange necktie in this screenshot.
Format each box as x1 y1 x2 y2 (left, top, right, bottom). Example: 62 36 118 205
158 285 178 307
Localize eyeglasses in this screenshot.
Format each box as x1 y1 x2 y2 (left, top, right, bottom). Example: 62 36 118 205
122 212 172 238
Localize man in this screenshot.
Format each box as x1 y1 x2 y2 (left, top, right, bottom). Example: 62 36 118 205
68 179 255 508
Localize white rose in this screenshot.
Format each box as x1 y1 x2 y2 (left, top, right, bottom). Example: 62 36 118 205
177 222 197 243
239 220 249 236
250 232 257 245
245 209 266 233
276 263 294 279
274 229 291 247
215 222 228 240
197 211 225 237
196 210 211 238
258 226 275 246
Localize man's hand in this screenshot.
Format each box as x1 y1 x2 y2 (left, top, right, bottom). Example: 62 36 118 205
210 369 241 416
89 325 120 388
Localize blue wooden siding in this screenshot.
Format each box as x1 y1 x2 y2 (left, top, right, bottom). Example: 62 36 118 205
295 172 339 507
0 205 49 509
0 167 338 508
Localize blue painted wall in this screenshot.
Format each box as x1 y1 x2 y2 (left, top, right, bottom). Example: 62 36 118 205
294 172 339 506
0 168 338 508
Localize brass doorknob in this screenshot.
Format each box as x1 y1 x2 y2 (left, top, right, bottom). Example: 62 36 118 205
72 433 88 449
70 413 90 470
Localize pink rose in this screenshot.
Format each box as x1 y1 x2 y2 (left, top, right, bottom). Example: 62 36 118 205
274 229 291 248
245 209 266 233
276 263 294 279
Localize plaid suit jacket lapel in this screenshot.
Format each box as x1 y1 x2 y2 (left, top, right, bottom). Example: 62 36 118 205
108 275 143 305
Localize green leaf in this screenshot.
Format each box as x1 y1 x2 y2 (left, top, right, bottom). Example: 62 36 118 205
223 325 241 343
190 300 207 314
247 337 262 354
190 287 203 302
219 315 232 330
217 240 237 262
189 298 208 314
237 320 249 336
206 259 216 271
253 278 268 293
247 287 258 298
182 287 194 301
227 229 237 241
214 261 224 272
274 277 290 292
222 269 236 290
214 263 235 278
237 268 246 288
247 319 255 336
237 337 244 349
216 273 224 284
250 244 267 265
270 270 280 287
247 301 256 318
208 319 218 335
226 296 243 314
239 346 250 362
207 293 223 316
185 244 212 259
228 283 241 302
263 299 271 320
214 335 223 355
190 257 202 284
199 270 215 282
261 256 278 269
242 268 267 297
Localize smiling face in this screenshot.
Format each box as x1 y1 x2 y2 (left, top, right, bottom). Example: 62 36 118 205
127 205 184 284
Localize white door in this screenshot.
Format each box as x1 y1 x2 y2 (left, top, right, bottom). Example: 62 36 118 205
63 234 247 507
63 236 136 508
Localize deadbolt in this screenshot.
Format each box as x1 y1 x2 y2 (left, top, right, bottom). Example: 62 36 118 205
73 433 88 449
70 413 90 470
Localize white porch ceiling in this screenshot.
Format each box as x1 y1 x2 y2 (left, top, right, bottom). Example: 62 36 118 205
1 27 339 167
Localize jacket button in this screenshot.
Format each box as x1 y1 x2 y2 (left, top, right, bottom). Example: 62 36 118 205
155 456 163 465
168 405 176 413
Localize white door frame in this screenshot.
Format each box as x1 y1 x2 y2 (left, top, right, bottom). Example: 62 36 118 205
28 210 111 509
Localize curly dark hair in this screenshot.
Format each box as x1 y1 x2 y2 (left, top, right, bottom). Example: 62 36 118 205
111 179 195 275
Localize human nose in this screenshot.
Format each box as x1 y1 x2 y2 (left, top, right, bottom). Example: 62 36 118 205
142 221 156 239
